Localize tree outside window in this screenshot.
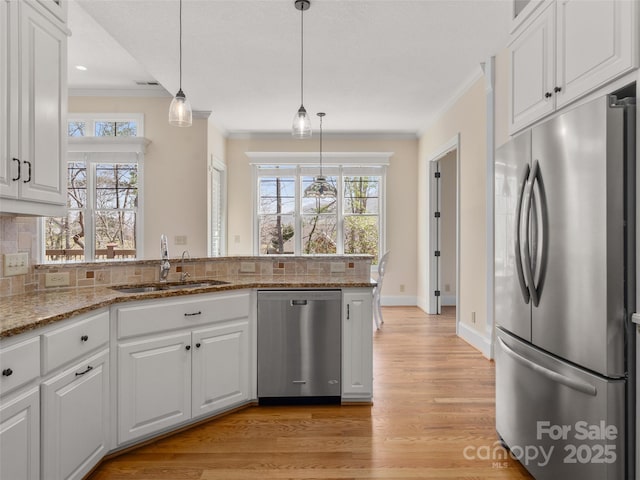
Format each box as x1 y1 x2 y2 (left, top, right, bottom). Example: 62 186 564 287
255 165 383 262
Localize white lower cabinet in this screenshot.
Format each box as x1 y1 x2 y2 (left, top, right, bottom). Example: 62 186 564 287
117 332 192 444
41 349 109 480
0 387 40 480
192 321 249 417
342 288 374 403
114 291 252 445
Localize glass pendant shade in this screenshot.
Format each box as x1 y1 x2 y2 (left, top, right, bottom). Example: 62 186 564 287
169 89 192 127
304 175 337 198
292 105 312 138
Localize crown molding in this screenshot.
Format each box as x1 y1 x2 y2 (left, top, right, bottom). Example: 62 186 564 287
68 86 171 97
227 130 419 140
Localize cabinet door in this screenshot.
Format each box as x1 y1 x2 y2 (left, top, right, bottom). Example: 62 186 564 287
508 2 555 133
555 0 637 108
118 332 191 444
41 349 109 480
192 320 249 417
0 0 18 199
0 387 40 480
18 0 66 205
342 289 373 402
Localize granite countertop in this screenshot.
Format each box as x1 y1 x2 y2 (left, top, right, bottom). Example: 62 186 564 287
0 277 375 339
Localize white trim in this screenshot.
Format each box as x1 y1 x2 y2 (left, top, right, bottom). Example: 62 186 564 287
68 136 150 153
483 55 496 360
418 68 484 137
228 131 418 140
69 86 171 97
458 322 493 359
426 134 460 327
246 152 393 166
381 295 418 306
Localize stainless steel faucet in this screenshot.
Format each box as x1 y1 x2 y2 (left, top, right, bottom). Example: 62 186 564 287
160 234 170 282
180 250 191 282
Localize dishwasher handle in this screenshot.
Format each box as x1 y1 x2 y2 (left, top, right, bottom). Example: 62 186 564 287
290 300 308 306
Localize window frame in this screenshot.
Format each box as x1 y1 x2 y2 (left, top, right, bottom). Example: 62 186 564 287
67 113 144 138
41 135 149 263
208 155 227 257
249 152 390 263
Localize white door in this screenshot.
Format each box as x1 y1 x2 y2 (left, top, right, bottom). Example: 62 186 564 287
192 320 249 417
0 0 18 199
18 1 66 205
41 349 109 480
508 2 555 133
118 332 191 444
0 387 39 480
342 289 373 402
555 0 636 108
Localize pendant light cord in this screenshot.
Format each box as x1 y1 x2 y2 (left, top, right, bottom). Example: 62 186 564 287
300 5 304 106
179 0 183 91
319 114 323 175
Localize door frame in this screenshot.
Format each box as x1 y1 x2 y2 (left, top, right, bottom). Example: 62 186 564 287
426 134 460 332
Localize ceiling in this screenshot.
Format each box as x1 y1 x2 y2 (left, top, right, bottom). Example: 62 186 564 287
68 0 512 136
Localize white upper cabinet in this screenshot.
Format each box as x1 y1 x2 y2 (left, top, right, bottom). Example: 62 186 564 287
0 0 68 215
509 0 638 133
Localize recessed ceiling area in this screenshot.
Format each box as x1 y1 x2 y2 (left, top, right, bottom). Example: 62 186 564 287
69 0 512 136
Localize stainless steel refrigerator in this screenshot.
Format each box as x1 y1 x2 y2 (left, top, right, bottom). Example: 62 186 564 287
494 94 636 479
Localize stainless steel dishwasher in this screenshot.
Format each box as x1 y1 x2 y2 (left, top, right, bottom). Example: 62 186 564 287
257 290 341 402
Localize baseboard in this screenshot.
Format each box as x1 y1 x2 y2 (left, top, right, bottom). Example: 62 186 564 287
381 295 418 306
442 294 456 306
457 321 493 359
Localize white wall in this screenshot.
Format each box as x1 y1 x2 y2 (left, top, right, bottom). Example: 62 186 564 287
225 135 419 303
418 72 489 341
68 96 212 259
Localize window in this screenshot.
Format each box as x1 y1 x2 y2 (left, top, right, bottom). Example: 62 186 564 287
66 113 143 138
251 153 389 262
43 114 146 263
209 156 226 257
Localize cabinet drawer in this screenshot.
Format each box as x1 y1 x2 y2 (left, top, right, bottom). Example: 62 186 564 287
42 310 109 374
116 291 250 339
0 337 40 396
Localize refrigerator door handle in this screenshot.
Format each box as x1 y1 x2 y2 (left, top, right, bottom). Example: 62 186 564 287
514 164 531 304
497 337 597 396
521 160 540 307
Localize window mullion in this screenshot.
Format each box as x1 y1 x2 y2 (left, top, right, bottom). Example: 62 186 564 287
85 160 96 261
295 165 302 256
336 167 344 254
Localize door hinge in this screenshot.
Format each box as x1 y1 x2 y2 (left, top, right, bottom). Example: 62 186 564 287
434 211 441 218
434 171 441 178
434 290 441 297
434 250 440 257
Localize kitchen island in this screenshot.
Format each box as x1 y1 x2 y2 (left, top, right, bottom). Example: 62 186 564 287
0 256 374 480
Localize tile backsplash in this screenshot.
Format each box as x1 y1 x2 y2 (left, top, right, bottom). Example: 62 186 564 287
0 216 39 296
0 215 372 298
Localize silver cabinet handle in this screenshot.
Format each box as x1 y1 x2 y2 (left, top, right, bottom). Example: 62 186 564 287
498 337 596 396
290 300 308 306
514 164 531 304
521 160 540 307
292 380 306 384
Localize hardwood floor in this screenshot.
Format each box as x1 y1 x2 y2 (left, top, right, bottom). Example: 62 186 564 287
88 306 532 479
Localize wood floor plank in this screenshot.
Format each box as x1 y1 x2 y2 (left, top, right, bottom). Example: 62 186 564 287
88 306 532 479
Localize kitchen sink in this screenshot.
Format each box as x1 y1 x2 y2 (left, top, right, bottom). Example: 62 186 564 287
112 280 229 294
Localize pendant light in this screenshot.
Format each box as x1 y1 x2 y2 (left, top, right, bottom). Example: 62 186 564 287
292 0 311 138
304 113 337 198
168 0 192 127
